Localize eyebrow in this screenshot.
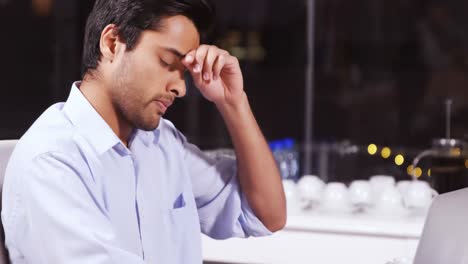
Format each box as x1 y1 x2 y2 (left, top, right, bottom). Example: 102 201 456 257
161 47 186 59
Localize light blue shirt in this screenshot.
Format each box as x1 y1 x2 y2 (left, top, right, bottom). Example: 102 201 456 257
1 82 271 264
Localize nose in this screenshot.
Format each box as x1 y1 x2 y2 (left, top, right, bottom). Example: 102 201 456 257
167 72 187 98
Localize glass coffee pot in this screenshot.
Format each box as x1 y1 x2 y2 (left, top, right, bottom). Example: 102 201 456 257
411 100 468 194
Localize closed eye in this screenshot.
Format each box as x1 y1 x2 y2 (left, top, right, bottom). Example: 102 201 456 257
159 58 170 68
159 58 180 72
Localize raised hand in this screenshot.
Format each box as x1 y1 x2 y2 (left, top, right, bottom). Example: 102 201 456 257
182 45 245 108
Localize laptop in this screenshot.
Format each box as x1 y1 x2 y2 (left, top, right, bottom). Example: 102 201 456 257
413 187 468 264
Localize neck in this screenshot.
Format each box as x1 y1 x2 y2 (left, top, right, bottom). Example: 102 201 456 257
79 78 133 146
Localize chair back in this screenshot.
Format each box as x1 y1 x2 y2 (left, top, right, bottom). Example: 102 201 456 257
0 140 18 264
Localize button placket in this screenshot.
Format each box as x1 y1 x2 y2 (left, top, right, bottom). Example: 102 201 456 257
127 154 145 259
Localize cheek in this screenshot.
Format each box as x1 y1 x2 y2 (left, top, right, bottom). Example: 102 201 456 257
134 53 169 82
118 53 169 101
147 100 160 113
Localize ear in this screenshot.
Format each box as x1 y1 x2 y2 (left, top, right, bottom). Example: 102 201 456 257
100 24 125 62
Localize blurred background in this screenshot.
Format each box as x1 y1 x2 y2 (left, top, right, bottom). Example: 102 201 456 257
2 0 468 184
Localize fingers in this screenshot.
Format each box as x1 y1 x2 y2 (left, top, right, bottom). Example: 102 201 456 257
194 45 209 75
183 45 231 83
202 46 218 81
183 50 196 65
213 53 227 80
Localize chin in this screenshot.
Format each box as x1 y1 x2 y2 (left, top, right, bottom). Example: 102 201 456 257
139 118 161 131
133 111 162 131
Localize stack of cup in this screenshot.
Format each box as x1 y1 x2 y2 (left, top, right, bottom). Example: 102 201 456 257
282 179 303 215
296 175 325 208
348 175 405 216
318 182 353 214
285 174 437 216
401 180 438 211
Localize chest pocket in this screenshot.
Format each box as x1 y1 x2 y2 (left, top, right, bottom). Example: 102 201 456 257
164 190 200 252
167 191 197 224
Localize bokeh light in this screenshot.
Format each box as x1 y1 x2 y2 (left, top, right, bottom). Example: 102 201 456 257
368 144 378 155
414 167 423 178
381 147 391 159
395 154 404 166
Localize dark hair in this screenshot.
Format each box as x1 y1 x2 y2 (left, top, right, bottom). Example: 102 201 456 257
81 0 215 77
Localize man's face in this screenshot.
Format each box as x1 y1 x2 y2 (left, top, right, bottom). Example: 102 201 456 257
110 15 200 131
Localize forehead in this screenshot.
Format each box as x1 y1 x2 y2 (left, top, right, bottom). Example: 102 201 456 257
138 15 200 54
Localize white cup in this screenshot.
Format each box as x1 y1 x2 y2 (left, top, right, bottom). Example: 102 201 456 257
374 185 406 214
321 182 351 212
349 180 372 205
403 180 437 209
396 180 411 196
297 175 325 202
282 180 303 214
370 175 396 192
370 175 396 201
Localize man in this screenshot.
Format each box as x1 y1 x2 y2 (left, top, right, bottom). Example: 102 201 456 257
1 0 286 263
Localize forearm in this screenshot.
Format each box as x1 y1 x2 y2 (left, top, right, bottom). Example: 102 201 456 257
183 44 286 231
216 92 286 232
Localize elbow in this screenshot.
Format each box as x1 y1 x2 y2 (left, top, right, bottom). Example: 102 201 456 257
265 206 287 232
265 214 287 232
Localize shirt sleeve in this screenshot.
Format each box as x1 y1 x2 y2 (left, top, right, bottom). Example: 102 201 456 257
4 152 146 264
181 137 273 239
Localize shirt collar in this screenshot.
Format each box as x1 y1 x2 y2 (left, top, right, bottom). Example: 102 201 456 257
133 129 160 147
63 82 123 155
63 82 161 155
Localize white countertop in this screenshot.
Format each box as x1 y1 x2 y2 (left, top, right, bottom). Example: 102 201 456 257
285 210 425 238
202 210 426 264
